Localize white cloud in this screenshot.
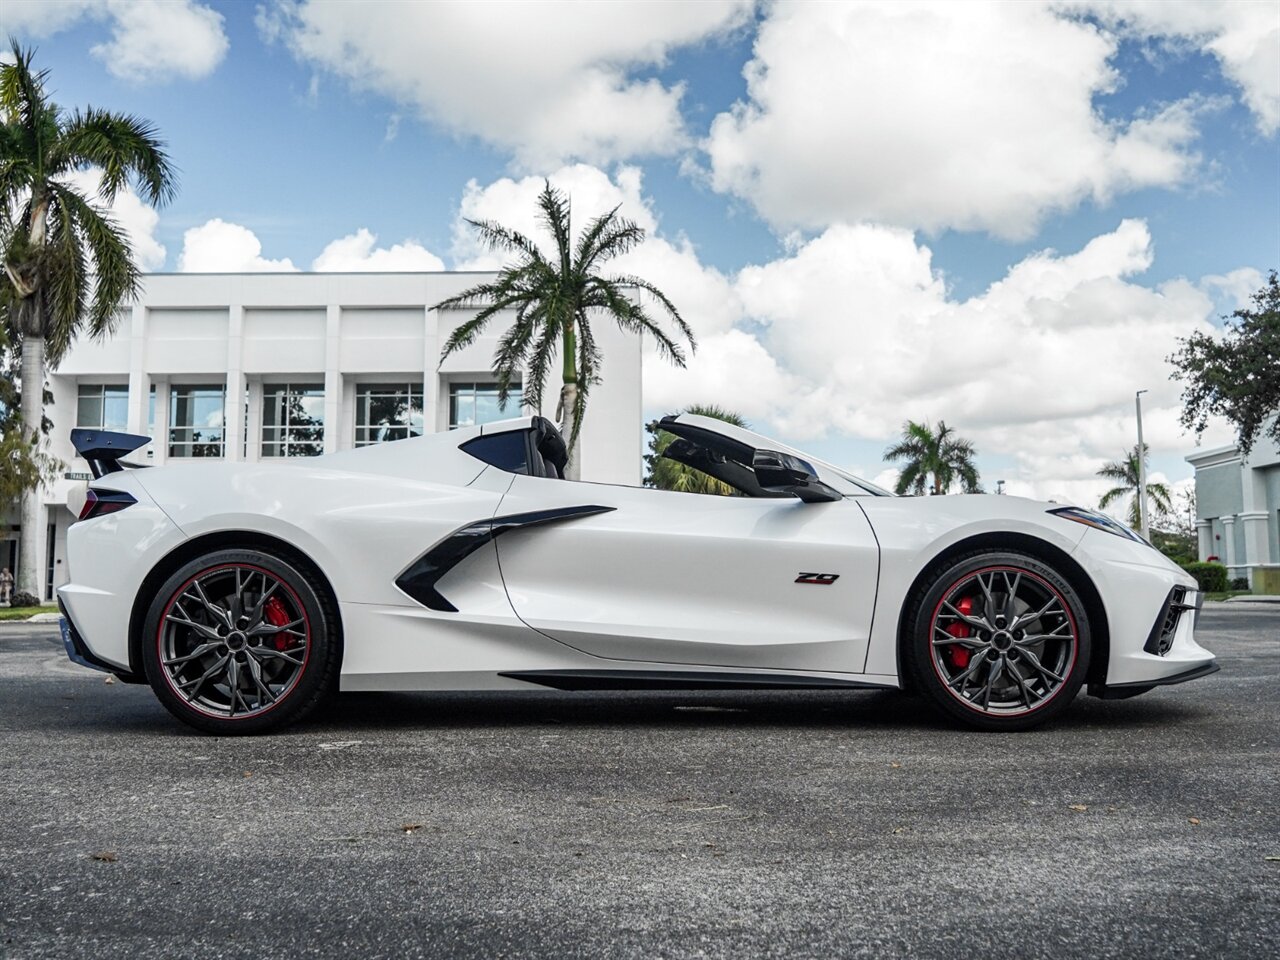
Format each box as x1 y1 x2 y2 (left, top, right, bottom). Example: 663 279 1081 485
704 1 1213 237
256 0 752 167
1074 0 1280 135
178 219 297 272
448 165 1236 502
1 1 99 37
312 229 445 272
4 0 228 82
1200 266 1265 310
62 169 166 270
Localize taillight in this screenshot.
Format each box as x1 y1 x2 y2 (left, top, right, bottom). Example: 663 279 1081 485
77 488 137 522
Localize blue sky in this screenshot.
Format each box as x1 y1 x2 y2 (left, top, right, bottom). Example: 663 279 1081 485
5 0 1279 507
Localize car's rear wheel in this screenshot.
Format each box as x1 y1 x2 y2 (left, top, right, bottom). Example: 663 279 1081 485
141 549 339 734
905 550 1091 731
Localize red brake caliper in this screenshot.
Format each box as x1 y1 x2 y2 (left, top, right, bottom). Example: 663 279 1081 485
944 596 973 670
263 596 292 650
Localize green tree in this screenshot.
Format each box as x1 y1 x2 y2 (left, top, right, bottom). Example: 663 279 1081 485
644 404 748 495
883 419 982 495
434 181 693 479
1171 269 1280 456
1096 443 1172 530
1 41 176 596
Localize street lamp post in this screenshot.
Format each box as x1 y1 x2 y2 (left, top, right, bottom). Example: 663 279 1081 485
1135 389 1149 541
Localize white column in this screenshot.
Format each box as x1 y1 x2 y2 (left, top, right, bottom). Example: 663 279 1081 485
245 380 263 462
423 304 439 434
126 304 148 436
1239 510 1271 568
224 304 245 461
1195 520 1213 562
1221 515 1238 573
324 305 341 453
152 378 170 467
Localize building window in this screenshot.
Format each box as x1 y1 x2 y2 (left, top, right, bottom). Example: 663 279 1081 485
448 382 522 430
262 383 325 457
169 385 225 458
354 383 423 446
77 384 129 431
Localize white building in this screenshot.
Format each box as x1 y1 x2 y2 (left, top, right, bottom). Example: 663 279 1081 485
12 271 642 601
1186 426 1280 593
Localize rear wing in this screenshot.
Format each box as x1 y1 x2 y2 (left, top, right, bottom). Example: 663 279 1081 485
70 429 152 479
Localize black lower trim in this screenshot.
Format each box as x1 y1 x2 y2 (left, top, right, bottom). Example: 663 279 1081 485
1089 660 1220 699
57 598 144 683
499 669 880 691
395 505 615 612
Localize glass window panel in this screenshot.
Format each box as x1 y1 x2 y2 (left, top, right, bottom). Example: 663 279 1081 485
77 392 102 428
261 383 324 458
448 382 521 430
169 385 225 458
102 388 129 431
354 383 423 446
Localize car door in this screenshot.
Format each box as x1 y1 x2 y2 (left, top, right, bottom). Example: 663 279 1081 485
492 471 881 675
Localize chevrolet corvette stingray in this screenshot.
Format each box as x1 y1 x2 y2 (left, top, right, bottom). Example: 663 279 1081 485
58 414 1217 734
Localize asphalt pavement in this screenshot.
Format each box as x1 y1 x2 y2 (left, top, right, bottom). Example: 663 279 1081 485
1 606 1277 959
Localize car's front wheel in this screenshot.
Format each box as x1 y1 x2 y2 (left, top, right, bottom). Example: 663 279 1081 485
141 549 339 734
905 550 1091 731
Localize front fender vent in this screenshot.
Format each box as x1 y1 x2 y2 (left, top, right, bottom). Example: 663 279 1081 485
1144 586 1196 657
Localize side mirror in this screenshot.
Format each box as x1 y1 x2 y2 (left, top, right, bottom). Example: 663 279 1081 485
752 450 842 503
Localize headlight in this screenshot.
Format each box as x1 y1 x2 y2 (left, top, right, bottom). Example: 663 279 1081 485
1048 506 1148 544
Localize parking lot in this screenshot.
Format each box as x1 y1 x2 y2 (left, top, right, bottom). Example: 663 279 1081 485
1 605 1277 959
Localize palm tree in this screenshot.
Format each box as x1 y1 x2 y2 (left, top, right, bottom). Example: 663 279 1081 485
883 419 982 495
434 181 693 480
1 41 177 596
644 404 748 495
1097 444 1172 530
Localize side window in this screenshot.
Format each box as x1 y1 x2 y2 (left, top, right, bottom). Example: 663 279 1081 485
461 431 529 475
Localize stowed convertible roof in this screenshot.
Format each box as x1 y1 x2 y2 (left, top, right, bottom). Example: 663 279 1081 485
662 413 892 497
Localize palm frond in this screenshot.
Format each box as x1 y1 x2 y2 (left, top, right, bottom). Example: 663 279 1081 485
49 182 138 337
55 107 178 205
536 181 572 276
461 217 547 265
0 41 50 133
1097 486 1129 509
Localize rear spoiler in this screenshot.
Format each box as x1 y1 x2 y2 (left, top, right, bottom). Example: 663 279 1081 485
70 429 152 479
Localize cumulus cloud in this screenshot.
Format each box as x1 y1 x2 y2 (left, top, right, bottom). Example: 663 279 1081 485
1074 0 1280 135
4 0 228 82
451 164 1238 504
62 169 166 271
703 1 1213 237
312 229 445 272
256 0 752 167
177 219 297 272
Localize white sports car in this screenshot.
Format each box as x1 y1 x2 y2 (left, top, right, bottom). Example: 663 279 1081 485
59 414 1217 734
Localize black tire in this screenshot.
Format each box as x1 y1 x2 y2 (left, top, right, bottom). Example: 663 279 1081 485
141 548 339 735
904 550 1091 731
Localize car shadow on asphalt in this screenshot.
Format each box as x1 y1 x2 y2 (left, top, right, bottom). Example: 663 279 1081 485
286 686 1210 736
13 679 1210 738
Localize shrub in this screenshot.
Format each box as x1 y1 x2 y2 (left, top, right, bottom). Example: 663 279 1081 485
1229 577 1250 591
1179 561 1228 593
9 591 41 608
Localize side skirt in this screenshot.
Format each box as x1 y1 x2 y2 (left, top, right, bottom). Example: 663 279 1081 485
498 669 883 692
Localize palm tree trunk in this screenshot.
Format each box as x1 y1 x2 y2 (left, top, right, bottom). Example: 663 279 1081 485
18 335 45 600
559 320 581 481
558 380 580 481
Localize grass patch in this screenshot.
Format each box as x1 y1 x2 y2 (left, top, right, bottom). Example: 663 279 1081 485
0 605 58 621
1204 590 1253 602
